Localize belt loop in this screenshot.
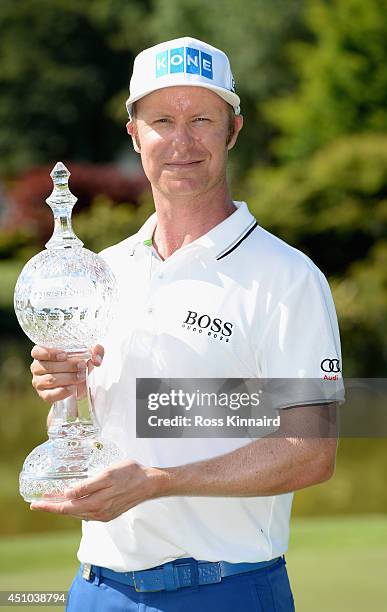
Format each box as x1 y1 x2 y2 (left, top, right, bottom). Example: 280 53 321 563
163 562 178 591
92 565 101 586
189 559 199 589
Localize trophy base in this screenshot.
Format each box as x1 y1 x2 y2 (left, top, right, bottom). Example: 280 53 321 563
20 472 97 503
19 435 122 503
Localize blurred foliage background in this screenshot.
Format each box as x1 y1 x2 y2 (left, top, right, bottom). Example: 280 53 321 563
0 0 386 549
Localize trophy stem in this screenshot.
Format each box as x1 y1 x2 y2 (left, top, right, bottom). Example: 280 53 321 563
48 352 99 440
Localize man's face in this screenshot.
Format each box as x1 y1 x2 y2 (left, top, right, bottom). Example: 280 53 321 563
127 86 243 199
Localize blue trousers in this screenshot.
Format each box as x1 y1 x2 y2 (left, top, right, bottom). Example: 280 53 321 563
66 557 295 611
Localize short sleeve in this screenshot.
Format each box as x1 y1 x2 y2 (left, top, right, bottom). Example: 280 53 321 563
256 266 345 408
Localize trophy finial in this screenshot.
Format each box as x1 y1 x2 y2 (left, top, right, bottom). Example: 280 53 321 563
50 161 70 185
45 161 83 249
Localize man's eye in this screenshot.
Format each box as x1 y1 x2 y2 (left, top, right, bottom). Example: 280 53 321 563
155 118 171 124
194 117 209 122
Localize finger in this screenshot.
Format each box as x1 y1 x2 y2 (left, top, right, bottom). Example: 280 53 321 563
33 372 86 391
90 344 104 368
31 359 81 376
31 346 68 362
30 499 85 516
38 386 77 403
31 493 105 515
64 473 111 500
35 492 96 507
30 501 66 513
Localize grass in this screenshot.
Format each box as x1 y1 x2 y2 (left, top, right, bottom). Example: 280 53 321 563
0 531 79 612
287 514 387 611
0 515 385 611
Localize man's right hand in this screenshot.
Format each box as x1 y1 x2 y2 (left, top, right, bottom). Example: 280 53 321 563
30 345 104 403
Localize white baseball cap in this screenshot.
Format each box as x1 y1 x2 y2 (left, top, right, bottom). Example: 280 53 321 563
125 36 240 119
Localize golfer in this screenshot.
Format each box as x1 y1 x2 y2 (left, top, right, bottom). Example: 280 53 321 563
29 37 343 611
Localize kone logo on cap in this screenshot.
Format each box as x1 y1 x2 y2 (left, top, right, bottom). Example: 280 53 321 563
156 47 213 80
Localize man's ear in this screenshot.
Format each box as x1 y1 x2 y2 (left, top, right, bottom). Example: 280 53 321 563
227 115 244 151
126 121 141 154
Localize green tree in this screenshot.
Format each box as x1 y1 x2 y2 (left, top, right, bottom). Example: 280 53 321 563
245 133 387 375
0 0 150 175
266 0 387 160
72 195 154 254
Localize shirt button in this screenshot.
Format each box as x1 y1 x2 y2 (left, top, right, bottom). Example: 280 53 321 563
158 273 164 279
147 307 154 314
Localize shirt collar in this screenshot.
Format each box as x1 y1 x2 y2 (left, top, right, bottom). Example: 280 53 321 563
131 201 257 260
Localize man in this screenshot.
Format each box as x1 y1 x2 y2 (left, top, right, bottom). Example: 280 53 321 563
30 37 343 611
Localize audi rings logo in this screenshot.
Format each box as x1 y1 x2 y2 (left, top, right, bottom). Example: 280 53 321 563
321 358 341 373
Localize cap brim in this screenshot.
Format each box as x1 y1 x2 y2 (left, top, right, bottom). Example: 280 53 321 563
125 82 240 117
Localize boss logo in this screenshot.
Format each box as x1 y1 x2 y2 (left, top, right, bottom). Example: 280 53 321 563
182 310 233 342
156 47 213 80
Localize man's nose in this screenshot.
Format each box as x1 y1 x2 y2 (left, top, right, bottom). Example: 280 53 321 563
172 122 194 150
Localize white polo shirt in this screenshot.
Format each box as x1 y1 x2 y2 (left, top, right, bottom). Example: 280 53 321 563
78 201 343 571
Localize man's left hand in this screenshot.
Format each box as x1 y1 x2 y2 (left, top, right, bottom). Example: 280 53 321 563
30 460 165 522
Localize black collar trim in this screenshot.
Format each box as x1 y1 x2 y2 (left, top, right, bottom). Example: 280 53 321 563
216 220 258 261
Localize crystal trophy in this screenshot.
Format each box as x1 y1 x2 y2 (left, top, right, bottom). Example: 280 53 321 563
14 162 121 502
